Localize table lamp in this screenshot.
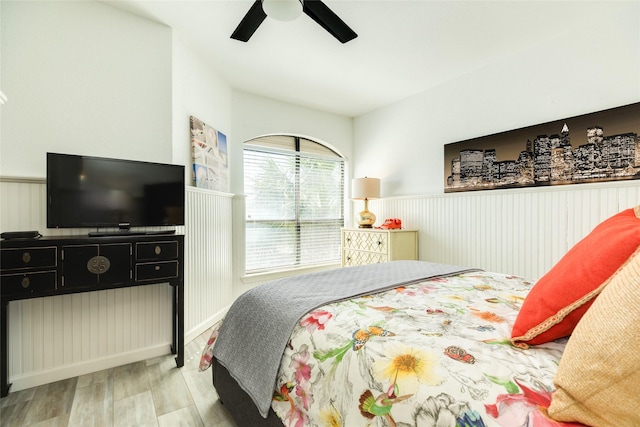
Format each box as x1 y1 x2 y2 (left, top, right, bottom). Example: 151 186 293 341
352 177 380 228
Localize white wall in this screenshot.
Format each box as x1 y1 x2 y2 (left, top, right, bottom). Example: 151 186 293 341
0 0 173 177
171 33 233 183
350 3 639 279
353 2 640 197
170 34 236 340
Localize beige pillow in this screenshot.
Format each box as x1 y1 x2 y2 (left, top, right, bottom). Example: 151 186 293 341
548 247 640 426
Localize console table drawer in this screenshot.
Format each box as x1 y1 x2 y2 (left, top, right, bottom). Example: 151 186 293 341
136 241 178 261
1 271 57 297
135 261 179 281
1 247 57 271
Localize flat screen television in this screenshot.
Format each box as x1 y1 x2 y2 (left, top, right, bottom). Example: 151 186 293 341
47 152 185 232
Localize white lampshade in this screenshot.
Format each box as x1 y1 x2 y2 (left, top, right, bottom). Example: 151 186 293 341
352 177 380 200
262 0 303 21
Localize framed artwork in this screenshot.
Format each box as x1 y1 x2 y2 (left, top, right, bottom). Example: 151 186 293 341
444 102 640 193
190 115 229 192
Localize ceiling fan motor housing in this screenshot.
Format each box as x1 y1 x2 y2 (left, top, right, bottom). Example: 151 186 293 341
262 0 303 22
231 0 357 43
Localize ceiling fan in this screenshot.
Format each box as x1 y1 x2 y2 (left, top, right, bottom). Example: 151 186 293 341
231 0 357 44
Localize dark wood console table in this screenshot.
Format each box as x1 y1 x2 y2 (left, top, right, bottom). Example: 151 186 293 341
0 233 184 397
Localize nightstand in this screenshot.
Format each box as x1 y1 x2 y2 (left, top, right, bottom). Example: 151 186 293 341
341 228 418 267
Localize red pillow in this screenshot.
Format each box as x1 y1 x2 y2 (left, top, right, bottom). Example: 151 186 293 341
511 205 640 348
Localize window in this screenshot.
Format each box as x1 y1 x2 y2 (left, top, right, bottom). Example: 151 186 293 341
244 136 345 273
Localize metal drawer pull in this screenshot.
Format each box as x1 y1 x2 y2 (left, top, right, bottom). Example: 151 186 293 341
22 252 31 264
155 265 161 271
87 256 111 274
155 246 162 255
21 277 30 288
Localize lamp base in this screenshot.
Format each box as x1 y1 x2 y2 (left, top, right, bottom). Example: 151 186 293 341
357 210 376 228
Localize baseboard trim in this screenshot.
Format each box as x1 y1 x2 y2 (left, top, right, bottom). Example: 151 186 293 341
8 343 171 393
184 307 229 343
8 307 232 394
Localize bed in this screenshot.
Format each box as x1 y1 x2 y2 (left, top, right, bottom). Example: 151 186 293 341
200 206 640 427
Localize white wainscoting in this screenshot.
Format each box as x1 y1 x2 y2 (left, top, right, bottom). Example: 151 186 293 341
1 177 637 392
367 181 639 280
183 187 234 342
0 179 233 392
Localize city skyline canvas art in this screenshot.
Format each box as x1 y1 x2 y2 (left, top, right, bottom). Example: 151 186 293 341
444 102 640 193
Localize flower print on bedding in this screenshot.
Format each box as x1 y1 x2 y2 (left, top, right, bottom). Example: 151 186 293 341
272 271 582 427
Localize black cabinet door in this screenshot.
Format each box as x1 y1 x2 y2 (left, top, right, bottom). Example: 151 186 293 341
98 243 131 285
62 244 99 288
62 243 131 288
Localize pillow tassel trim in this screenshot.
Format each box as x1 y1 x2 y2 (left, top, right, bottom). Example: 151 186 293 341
511 247 639 349
511 285 606 349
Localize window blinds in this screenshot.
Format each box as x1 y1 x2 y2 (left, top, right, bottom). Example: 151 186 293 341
244 137 344 273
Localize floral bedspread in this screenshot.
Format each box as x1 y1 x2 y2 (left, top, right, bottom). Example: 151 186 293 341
268 271 584 427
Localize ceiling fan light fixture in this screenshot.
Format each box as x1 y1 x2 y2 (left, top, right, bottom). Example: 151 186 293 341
262 0 303 21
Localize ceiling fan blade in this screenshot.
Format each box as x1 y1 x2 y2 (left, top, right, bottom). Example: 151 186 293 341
302 0 357 43
231 0 267 42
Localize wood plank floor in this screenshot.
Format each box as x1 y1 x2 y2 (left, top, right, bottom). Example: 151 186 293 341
0 328 237 427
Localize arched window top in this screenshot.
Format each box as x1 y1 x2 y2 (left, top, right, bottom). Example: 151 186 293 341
245 135 343 159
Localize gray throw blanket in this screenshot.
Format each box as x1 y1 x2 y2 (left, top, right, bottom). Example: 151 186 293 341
212 260 477 417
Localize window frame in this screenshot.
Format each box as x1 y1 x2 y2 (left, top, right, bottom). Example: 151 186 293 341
243 135 345 274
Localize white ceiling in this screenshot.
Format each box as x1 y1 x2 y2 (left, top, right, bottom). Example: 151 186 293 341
104 0 631 117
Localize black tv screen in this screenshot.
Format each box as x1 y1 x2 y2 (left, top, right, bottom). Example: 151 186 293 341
47 153 185 229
